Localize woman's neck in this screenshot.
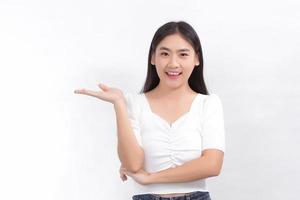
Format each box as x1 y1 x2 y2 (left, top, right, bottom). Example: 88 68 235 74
153 83 196 98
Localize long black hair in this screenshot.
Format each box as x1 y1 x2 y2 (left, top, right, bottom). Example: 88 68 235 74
139 21 209 95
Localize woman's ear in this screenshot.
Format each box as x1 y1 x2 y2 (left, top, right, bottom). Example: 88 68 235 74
194 53 200 66
151 53 155 65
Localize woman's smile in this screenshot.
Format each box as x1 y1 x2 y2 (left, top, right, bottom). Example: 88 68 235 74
165 71 182 80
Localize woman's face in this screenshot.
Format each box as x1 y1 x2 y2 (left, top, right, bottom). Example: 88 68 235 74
151 33 199 90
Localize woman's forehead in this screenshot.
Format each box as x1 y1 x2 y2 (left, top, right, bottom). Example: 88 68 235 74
157 34 194 51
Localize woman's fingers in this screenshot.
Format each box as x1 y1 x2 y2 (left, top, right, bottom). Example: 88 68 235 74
74 88 100 98
121 173 127 181
74 83 110 98
119 166 128 181
74 83 123 104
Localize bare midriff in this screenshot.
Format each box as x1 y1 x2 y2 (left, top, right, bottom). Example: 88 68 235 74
155 192 187 197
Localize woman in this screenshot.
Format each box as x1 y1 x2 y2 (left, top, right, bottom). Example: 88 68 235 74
74 21 225 200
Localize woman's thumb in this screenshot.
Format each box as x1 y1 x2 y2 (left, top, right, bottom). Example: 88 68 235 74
98 83 109 91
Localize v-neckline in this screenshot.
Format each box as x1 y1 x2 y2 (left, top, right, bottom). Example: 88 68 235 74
142 93 199 128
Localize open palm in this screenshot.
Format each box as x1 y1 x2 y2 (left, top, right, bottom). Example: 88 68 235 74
74 83 124 104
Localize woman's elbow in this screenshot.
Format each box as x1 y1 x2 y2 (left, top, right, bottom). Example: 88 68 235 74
211 162 223 176
126 151 145 173
126 160 144 173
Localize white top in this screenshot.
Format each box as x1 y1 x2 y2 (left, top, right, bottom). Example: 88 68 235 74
123 91 226 194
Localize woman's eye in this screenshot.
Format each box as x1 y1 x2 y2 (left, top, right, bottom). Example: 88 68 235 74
181 53 189 57
161 52 168 56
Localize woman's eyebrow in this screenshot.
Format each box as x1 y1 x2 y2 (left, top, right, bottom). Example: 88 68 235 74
158 47 190 52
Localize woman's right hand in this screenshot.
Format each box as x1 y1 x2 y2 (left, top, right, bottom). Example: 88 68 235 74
119 164 128 182
74 83 124 105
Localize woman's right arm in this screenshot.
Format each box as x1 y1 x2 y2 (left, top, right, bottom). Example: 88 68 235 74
114 98 145 173
74 83 144 173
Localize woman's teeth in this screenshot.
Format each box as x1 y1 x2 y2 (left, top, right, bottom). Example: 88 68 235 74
166 72 182 76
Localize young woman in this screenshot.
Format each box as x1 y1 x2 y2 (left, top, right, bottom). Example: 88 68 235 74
74 21 225 200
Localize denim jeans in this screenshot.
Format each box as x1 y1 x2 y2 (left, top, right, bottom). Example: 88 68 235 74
132 191 211 200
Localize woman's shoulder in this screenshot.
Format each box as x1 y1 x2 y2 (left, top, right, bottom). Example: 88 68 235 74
200 93 223 111
124 91 141 98
201 93 221 101
199 93 220 99
123 91 144 107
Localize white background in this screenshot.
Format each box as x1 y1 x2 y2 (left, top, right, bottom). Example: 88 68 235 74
0 0 300 199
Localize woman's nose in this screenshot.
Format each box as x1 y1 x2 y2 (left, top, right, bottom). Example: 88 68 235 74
168 55 180 67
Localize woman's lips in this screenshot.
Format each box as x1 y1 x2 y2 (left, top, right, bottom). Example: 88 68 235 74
165 72 182 80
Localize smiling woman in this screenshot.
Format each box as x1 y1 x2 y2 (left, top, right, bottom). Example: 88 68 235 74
74 21 225 200
122 21 225 199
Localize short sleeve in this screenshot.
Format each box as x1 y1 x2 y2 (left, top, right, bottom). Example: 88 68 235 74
123 92 143 147
200 93 226 153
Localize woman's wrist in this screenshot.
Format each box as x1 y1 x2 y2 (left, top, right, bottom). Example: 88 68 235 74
147 172 160 184
113 95 126 107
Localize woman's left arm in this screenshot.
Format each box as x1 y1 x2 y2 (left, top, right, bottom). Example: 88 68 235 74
148 149 224 184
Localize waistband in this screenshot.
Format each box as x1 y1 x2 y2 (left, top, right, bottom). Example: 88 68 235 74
132 191 210 200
